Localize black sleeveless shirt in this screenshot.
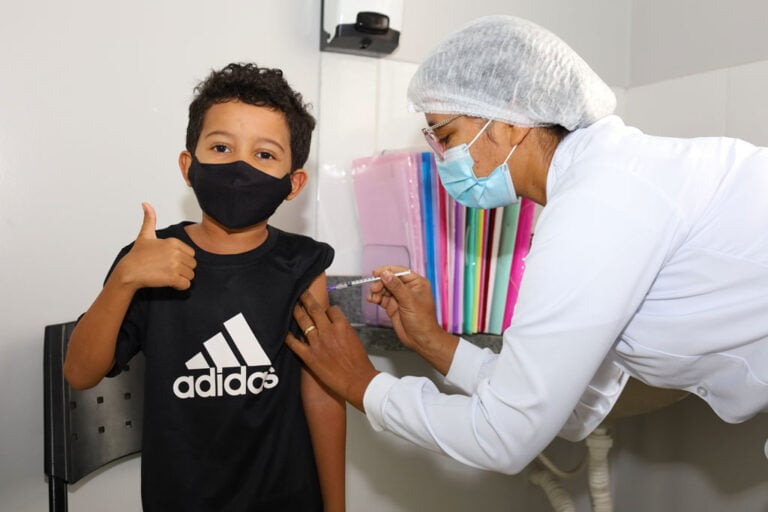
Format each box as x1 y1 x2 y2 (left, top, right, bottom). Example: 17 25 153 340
108 223 334 511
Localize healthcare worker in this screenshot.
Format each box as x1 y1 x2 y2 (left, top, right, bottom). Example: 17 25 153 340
286 15 768 473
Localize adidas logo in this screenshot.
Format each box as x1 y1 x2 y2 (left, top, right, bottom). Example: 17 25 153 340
172 313 280 399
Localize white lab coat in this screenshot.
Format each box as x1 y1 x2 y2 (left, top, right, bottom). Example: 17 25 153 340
363 116 768 474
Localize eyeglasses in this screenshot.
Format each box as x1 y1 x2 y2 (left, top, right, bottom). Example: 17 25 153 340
421 115 464 161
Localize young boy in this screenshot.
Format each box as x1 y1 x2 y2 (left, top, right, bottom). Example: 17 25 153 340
64 63 346 511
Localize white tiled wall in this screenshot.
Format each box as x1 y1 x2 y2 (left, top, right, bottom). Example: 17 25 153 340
316 53 377 274
626 69 728 137
626 58 768 146
317 53 425 275
375 59 425 151
726 60 768 146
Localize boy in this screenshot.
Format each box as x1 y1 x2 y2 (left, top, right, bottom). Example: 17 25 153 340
64 63 346 511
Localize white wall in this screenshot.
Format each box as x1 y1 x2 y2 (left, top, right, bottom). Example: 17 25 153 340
611 398 768 511
626 59 768 146
630 0 768 86
397 0 631 87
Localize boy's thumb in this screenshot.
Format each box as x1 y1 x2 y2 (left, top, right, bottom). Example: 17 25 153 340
137 202 157 240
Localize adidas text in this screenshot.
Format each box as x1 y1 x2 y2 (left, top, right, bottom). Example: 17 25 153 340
173 366 279 399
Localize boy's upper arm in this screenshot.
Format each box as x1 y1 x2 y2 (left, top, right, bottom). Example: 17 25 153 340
306 272 329 308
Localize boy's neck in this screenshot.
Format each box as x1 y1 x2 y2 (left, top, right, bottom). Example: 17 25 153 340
184 219 269 255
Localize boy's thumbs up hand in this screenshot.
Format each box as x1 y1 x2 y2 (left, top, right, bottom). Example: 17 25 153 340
138 202 158 240
115 203 197 291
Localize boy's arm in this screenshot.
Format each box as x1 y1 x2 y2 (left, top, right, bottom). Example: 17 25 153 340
301 273 347 512
64 203 196 390
64 273 141 390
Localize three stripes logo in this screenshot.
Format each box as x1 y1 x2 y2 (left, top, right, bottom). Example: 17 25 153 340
172 313 279 399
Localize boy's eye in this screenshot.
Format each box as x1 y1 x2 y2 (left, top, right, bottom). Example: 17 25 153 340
212 144 230 153
256 151 275 160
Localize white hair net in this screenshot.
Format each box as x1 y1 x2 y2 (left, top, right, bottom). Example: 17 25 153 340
407 15 616 131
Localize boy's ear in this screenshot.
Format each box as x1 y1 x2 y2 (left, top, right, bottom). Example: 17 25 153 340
179 151 193 186
285 169 308 200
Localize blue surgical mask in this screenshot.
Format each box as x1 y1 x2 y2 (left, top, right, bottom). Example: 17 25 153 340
436 119 519 209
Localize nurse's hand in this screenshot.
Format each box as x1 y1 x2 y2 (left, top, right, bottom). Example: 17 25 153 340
369 267 459 375
286 290 379 412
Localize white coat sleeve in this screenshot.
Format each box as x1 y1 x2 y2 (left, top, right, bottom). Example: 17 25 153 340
363 167 683 473
444 338 499 395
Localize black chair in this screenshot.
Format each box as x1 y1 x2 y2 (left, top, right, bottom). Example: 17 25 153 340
43 321 145 511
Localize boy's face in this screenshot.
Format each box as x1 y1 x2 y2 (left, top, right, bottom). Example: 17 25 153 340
179 100 306 200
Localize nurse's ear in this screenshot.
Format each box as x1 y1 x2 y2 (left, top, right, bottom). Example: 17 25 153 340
484 121 530 150
504 124 532 147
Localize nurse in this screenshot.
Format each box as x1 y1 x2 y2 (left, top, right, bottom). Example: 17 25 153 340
286 15 768 472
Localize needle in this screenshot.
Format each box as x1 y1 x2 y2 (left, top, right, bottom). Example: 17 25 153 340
327 270 411 291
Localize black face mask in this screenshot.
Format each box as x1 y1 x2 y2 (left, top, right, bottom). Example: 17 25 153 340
188 157 292 229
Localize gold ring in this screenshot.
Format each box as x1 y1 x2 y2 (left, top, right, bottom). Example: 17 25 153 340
303 325 317 336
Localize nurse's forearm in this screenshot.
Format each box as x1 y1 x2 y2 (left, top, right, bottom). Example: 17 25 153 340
410 330 461 375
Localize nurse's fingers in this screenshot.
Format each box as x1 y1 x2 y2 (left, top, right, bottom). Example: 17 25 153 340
292 304 319 341
326 303 353 326
369 265 416 299
296 289 331 327
378 269 423 306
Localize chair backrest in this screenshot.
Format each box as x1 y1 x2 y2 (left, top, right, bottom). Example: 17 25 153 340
43 321 145 511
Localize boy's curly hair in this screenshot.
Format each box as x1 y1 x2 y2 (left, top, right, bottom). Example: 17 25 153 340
186 63 316 171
